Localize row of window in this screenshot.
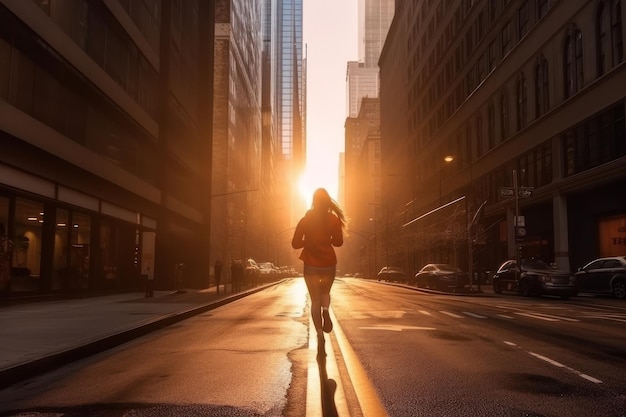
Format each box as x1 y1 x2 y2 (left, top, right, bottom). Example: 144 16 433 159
0 7 160 187
408 1 623 148
32 0 160 120
412 1 624 165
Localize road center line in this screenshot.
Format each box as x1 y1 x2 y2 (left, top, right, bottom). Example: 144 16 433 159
440 310 463 318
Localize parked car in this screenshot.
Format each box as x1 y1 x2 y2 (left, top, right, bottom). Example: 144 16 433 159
414 263 468 291
258 262 279 282
245 259 260 281
492 258 578 300
377 266 407 282
574 256 626 299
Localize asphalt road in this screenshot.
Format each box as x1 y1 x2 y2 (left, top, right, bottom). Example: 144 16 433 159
331 279 626 417
0 278 624 417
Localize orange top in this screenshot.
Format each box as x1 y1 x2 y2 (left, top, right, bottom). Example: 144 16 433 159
291 210 343 267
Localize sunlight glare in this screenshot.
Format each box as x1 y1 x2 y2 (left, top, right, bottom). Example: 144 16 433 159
298 157 339 209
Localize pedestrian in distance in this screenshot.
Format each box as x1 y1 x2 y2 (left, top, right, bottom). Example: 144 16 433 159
214 259 222 294
144 266 154 298
291 188 346 354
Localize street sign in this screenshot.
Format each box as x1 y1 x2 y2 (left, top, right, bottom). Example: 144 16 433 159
518 187 534 198
499 187 514 197
499 187 534 199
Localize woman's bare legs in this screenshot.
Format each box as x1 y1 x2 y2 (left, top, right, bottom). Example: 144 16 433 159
304 271 335 335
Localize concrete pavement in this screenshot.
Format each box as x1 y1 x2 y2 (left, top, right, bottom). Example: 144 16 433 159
0 283 274 390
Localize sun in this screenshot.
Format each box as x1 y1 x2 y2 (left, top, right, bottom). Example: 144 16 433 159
298 172 314 208
297 163 339 209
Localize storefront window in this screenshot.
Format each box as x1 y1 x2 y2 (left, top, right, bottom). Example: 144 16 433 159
0 196 11 293
100 219 119 287
52 208 69 290
71 212 91 289
13 198 44 292
599 215 626 256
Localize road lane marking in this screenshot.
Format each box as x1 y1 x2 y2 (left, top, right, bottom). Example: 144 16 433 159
528 352 603 384
306 313 350 417
440 310 463 318
418 310 432 316
582 314 626 323
526 312 579 322
514 312 559 321
359 324 436 331
463 311 487 318
503 341 603 384
497 314 515 319
332 310 388 417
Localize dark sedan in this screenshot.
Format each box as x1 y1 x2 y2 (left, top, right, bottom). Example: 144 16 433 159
574 256 626 299
377 267 407 282
492 259 578 300
414 264 468 292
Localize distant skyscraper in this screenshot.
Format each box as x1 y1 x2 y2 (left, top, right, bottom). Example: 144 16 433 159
347 0 394 117
276 0 305 164
360 0 395 68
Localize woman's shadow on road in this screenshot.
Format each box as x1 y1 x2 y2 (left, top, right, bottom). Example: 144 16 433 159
317 335 339 417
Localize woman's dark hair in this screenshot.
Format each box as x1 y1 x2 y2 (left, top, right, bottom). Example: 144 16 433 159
311 188 346 228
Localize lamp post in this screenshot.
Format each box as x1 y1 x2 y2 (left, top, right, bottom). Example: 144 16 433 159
443 155 481 292
369 216 377 277
369 201 390 271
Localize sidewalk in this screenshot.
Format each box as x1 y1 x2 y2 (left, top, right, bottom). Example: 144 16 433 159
0 283 273 390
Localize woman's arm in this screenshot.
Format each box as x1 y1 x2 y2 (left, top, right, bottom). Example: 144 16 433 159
331 217 343 247
291 219 305 249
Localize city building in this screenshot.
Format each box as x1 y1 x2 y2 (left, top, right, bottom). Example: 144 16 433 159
343 0 394 276
210 0 264 269
346 0 395 118
379 0 626 279
0 0 216 294
271 0 307 268
342 97 381 275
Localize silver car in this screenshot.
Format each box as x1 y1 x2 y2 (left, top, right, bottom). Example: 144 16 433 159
575 256 626 299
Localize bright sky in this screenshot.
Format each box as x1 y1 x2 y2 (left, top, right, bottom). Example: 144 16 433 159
300 0 358 203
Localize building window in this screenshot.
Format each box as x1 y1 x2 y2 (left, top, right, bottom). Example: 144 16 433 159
518 1 529 39
516 73 527 129
517 142 552 188
488 101 496 148
537 0 549 20
500 91 509 140
596 3 608 76
611 0 624 66
501 21 511 56
476 115 484 157
11 198 45 292
488 40 497 70
564 28 584 99
489 0 499 22
535 56 549 117
563 102 626 176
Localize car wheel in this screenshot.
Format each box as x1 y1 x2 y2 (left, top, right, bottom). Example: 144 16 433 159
520 280 532 297
493 278 502 294
613 280 626 299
